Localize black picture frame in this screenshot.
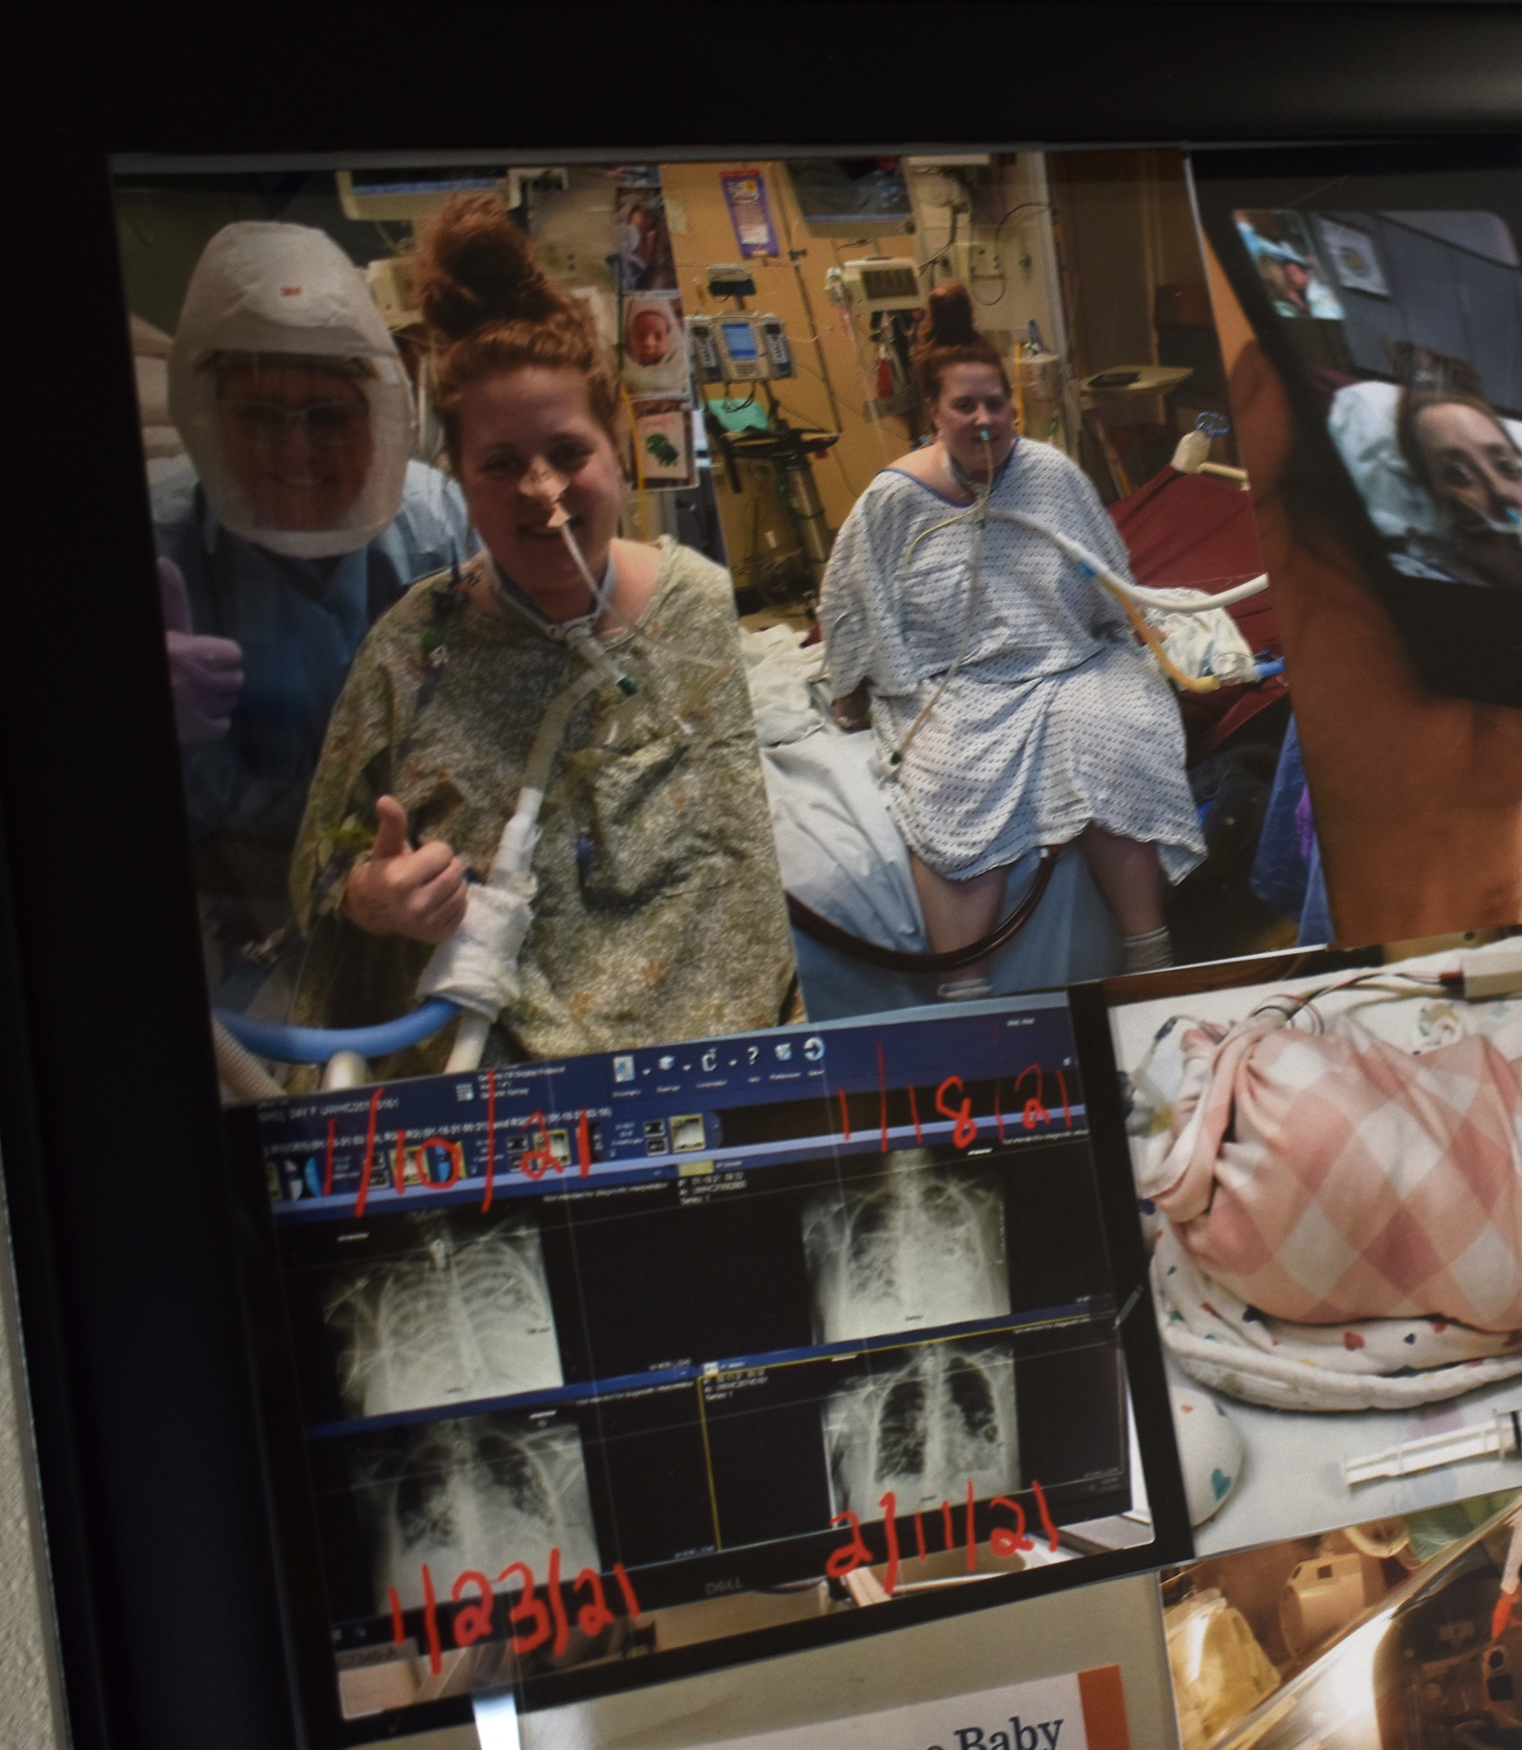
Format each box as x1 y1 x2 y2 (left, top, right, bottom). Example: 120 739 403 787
11 8 1522 1748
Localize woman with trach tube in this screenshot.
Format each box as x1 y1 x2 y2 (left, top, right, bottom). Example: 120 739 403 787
289 196 796 1070
819 285 1204 991
1392 342 1522 593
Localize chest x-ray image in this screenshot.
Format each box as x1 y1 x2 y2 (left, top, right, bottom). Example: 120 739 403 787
802 1151 1010 1346
322 1210 561 1418
350 1413 599 1613
825 1339 1019 1519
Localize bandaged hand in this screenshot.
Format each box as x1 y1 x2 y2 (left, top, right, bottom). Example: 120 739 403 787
344 795 469 943
159 557 244 742
417 800 541 1020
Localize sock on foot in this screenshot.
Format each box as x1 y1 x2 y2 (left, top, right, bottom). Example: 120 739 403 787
1120 926 1173 974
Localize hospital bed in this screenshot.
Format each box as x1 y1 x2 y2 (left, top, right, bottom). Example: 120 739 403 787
757 453 1287 1021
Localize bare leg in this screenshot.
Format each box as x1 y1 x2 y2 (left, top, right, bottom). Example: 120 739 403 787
910 854 1009 981
1080 825 1170 969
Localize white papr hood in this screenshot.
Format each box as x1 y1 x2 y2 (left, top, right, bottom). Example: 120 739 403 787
167 222 415 558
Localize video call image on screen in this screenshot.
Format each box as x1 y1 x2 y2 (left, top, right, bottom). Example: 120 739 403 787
256 999 1145 1721
1222 182 1522 651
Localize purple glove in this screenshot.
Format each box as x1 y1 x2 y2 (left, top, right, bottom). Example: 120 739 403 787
158 557 244 743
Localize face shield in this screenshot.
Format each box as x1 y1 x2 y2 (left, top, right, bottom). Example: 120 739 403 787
167 222 416 559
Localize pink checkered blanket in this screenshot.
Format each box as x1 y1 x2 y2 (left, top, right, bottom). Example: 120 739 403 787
1142 1006 1522 1333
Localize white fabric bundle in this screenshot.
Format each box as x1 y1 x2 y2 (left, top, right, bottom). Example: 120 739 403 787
741 623 827 748
1146 603 1260 686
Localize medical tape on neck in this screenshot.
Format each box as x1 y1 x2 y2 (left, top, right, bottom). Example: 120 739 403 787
491 553 638 696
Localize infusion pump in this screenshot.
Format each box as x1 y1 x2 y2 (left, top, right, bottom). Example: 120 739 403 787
688 313 795 383
831 256 924 313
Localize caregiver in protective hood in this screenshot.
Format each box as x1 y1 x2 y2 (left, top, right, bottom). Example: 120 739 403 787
167 221 413 557
154 221 472 1004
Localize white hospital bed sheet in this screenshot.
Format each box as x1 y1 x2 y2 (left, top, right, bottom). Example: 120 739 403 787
763 728 1119 1020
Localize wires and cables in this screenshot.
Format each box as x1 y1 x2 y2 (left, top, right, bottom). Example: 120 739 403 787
1245 969 1451 1031
971 201 1054 308
918 206 960 285
993 510 1268 696
787 845 1060 973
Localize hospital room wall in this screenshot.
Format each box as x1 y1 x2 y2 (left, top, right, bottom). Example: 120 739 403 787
661 155 1072 551
660 160 918 536
1049 150 1203 378
903 153 1065 391
1050 149 1229 464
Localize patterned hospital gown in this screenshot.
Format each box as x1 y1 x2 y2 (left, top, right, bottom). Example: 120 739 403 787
290 539 798 1074
819 441 1206 882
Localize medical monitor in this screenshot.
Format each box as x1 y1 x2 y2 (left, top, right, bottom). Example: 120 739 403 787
232 989 1183 1745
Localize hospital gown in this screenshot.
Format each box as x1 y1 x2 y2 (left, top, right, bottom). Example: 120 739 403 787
289 539 798 1070
819 442 1204 882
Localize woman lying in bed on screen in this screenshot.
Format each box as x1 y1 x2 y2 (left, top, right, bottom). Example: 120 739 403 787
1393 344 1522 592
1333 343 1522 595
287 196 797 1074
817 286 1203 995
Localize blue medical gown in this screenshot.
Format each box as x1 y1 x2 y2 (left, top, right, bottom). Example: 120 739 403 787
154 459 473 990
154 459 472 860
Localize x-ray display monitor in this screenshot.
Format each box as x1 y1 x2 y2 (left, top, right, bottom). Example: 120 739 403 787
238 991 1181 1745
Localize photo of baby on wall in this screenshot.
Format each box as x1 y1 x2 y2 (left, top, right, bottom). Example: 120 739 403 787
613 184 677 291
622 292 689 394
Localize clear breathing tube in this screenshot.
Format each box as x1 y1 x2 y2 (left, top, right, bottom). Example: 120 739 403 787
993 512 1267 696
879 454 1271 778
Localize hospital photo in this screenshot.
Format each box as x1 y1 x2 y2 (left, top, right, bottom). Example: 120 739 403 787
1257 202 1522 598
1195 154 1522 955
116 148 1308 1102
1111 931 1522 1575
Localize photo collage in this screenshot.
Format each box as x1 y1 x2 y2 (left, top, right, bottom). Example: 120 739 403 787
110 139 1522 1749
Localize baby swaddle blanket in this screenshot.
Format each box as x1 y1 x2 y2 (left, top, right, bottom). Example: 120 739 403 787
1145 1006 1522 1333
1140 1001 1522 1407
